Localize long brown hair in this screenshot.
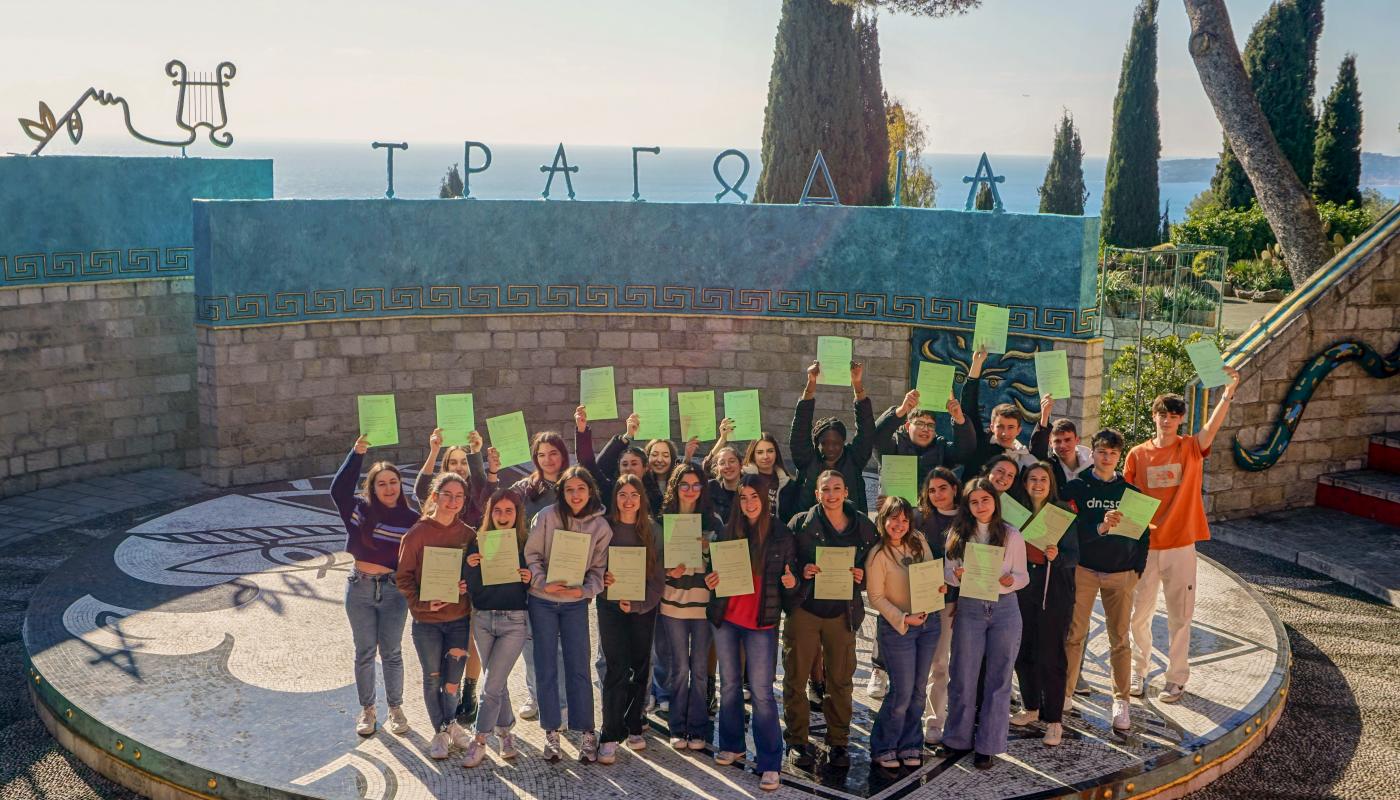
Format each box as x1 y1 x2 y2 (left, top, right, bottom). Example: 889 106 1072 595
479 487 528 550
360 461 410 515
1012 460 1061 515
420 472 470 522
874 496 924 563
662 463 712 516
945 476 1007 561
552 464 603 522
724 473 773 550
917 466 960 520
742 433 789 475
609 474 657 574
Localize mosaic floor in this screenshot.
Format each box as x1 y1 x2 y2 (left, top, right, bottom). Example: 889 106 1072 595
23 471 1288 800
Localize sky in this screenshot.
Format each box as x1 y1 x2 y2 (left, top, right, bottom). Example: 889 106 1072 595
2 0 1397 158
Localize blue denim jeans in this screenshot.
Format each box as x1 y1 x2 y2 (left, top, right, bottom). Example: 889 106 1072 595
528 597 594 732
651 620 674 703
714 621 781 773
871 617 940 759
945 593 1022 755
523 614 569 710
344 570 407 709
410 616 472 732
471 609 528 735
659 615 713 740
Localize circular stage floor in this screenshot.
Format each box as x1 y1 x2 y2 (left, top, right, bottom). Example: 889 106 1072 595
24 471 1289 800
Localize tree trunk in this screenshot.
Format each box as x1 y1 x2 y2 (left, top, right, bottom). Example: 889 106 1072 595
1182 0 1331 284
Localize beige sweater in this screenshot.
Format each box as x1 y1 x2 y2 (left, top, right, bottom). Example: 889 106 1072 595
864 532 933 635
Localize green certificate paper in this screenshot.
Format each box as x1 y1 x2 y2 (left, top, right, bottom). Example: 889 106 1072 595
486 411 532 468
972 304 1010 354
1000 494 1032 529
419 546 464 604
545 529 592 587
632 388 671 441
1109 489 1161 539
607 546 647 602
723 389 763 441
813 546 856 601
435 393 475 445
478 529 521 587
580 366 619 420
663 514 705 569
959 542 1005 602
1033 350 1071 401
1021 505 1077 551
1186 340 1230 389
710 539 754 598
916 362 956 411
815 336 853 386
677 390 718 441
881 455 918 503
357 394 400 447
908 558 945 614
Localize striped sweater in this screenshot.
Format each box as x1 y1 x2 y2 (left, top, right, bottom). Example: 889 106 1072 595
331 449 420 570
658 511 721 620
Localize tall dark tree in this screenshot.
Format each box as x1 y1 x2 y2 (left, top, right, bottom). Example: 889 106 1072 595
1312 54 1363 206
439 164 464 198
1160 200 1172 244
757 0 870 204
1038 110 1087 215
1100 0 1161 247
1210 0 1325 208
855 12 891 205
835 0 980 14
974 183 995 211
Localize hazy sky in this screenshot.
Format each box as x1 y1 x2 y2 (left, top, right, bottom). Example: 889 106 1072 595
2 0 1397 158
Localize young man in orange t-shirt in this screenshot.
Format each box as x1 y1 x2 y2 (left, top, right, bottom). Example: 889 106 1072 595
1123 369 1239 703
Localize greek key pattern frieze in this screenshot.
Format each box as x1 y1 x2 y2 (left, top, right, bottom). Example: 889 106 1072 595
1 247 193 286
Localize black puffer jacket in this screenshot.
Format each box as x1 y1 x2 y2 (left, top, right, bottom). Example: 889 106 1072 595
788 502 879 632
705 519 801 629
872 405 976 487
789 396 876 513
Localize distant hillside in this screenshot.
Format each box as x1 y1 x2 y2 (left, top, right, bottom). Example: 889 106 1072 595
1160 152 1400 186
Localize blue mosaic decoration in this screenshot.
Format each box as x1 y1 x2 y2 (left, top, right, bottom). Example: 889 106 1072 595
540 143 579 200
910 327 1043 445
370 142 407 199
631 146 660 201
799 151 840 206
462 141 492 199
963 152 1005 212
713 149 750 203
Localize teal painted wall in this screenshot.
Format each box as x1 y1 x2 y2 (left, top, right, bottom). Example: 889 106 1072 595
195 199 1101 339
0 156 273 287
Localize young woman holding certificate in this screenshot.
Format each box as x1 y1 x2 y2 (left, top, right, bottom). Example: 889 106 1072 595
914 466 960 745
510 431 571 523
657 465 723 751
394 473 474 760
596 475 667 763
523 466 612 763
937 477 1029 770
1008 462 1079 747
459 488 532 768
865 497 947 770
741 433 801 522
705 474 800 792
331 435 420 738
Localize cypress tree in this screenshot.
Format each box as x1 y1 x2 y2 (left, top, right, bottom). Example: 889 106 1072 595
1038 110 1087 215
1211 0 1325 208
855 12 891 205
1312 54 1363 205
757 0 870 204
1100 0 1161 247
975 183 995 210
439 164 464 198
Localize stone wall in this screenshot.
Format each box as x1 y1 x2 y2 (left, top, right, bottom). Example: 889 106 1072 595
0 278 196 497
197 313 1102 487
1201 221 1400 519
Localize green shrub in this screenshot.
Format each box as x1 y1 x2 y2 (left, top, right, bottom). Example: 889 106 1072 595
1101 332 1230 443
1191 250 1224 280
1226 258 1292 292
1174 198 1377 261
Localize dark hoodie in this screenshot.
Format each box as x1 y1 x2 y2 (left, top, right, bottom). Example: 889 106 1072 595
1061 470 1150 575
872 405 976 487
788 501 879 632
789 396 876 513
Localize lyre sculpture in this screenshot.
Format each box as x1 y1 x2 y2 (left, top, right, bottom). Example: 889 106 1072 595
18 60 236 155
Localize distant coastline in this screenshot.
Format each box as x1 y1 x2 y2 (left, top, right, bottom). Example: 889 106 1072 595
1159 152 1400 186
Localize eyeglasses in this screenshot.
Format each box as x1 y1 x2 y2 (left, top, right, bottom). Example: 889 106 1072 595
909 421 935 430
679 483 703 491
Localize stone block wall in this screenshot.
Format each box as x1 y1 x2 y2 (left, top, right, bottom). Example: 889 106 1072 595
1202 231 1400 519
0 278 197 496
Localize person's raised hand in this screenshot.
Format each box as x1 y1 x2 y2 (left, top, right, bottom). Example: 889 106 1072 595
354 434 370 455
575 405 588 433
806 361 821 384
428 427 444 449
719 418 735 439
898 390 919 417
969 345 989 379
1039 394 1054 426
684 437 700 462
781 564 797 590
947 396 965 424
625 412 640 439
467 430 483 454
851 362 864 387
487 447 501 474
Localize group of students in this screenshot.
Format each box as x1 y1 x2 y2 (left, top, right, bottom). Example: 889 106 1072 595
329 343 1241 790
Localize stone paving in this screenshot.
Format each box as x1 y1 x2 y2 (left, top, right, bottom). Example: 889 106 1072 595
12 469 1289 800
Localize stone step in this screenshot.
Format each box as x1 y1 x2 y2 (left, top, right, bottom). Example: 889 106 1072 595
1368 433 1400 475
1317 469 1400 527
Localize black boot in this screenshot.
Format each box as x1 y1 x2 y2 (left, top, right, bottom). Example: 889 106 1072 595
455 678 478 727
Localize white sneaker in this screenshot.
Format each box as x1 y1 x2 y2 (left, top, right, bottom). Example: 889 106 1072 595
598 741 618 764
447 721 472 749
386 705 409 735
1043 722 1063 746
1160 682 1186 703
428 731 452 760
579 730 599 763
460 740 487 768
626 734 646 751
1010 708 1039 726
1112 699 1131 731
519 699 539 720
688 737 706 751
867 670 889 700
1129 673 1145 698
496 727 519 759
659 700 670 714
543 730 562 762
714 750 743 766
355 706 376 736
923 717 942 745
759 771 781 791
